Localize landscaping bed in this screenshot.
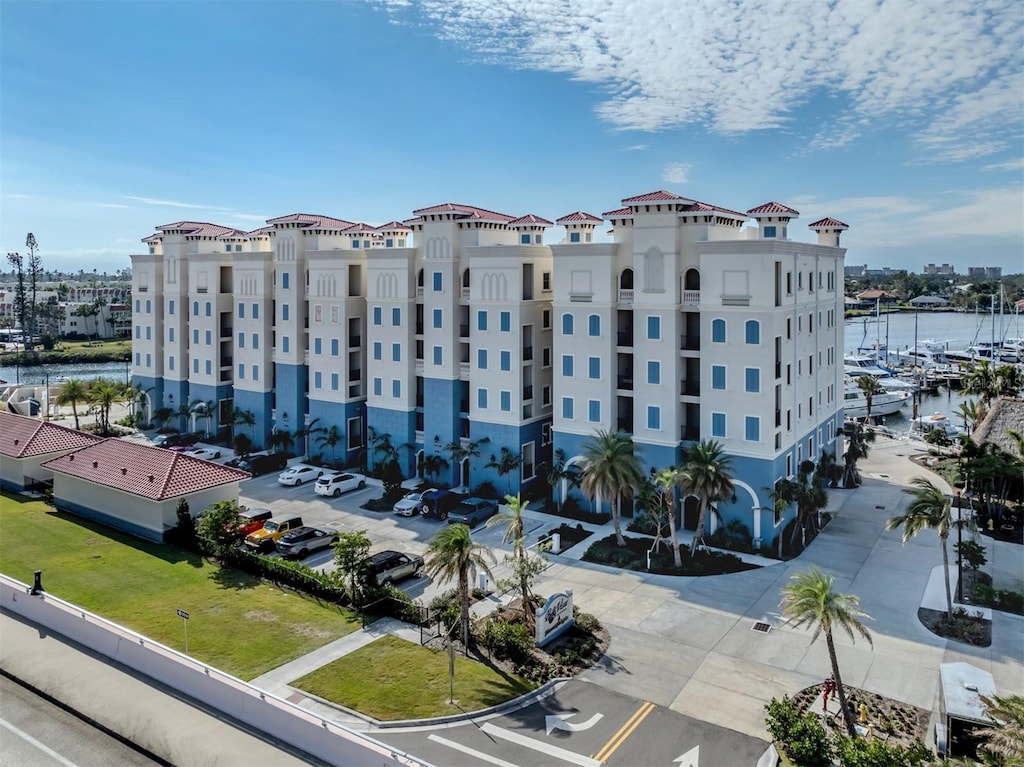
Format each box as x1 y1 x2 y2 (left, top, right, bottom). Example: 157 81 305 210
543 523 593 552
917 607 992 646
292 634 535 720
582 533 759 575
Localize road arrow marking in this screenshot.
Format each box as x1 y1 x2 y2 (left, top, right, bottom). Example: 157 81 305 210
546 712 604 735
673 745 699 767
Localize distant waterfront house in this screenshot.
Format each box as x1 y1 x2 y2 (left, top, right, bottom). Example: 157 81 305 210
855 289 899 305
909 295 950 308
41 439 250 541
0 412 103 492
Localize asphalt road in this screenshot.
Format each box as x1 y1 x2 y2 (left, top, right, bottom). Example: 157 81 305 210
0 675 160 767
378 680 768 767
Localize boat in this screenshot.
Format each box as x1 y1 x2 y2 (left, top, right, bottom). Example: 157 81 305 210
910 412 966 439
843 380 911 419
888 346 945 368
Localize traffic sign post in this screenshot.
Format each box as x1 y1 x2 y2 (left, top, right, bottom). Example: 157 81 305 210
177 609 190 654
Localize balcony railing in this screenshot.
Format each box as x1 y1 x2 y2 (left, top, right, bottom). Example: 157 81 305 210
459 362 470 378
461 287 471 300
348 383 362 398
349 336 361 348
459 324 470 338
522 386 533 400
680 334 700 351
617 376 633 391
197 287 208 294
523 346 533 361
136 286 148 292
569 293 593 303
348 369 362 382
617 331 633 347
681 290 700 306
220 357 233 368
415 322 424 335
680 380 700 396
416 287 424 297
680 424 700 441
618 289 634 305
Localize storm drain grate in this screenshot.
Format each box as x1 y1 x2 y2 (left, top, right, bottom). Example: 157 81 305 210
751 622 772 634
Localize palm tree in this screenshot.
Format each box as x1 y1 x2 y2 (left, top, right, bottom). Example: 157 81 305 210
963 360 1000 410
976 694 1024 764
780 567 872 737
88 378 122 435
995 362 1024 399
886 477 954 618
678 439 735 555
486 493 534 625
55 378 88 430
232 408 256 440
1006 428 1024 459
856 375 883 424
315 425 343 466
839 421 875 488
486 447 522 496
421 453 449 485
579 429 644 547
443 437 490 487
423 523 495 650
955 398 979 434
654 468 683 567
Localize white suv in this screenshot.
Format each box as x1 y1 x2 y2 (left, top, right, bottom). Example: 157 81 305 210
314 472 367 497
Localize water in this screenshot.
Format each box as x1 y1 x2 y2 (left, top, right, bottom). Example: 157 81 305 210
0 360 129 386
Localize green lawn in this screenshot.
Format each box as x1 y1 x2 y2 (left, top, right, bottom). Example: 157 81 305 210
0 338 132 366
293 635 536 720
0 494 361 679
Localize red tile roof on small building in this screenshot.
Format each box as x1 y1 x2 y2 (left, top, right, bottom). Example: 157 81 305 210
155 221 243 237
141 234 161 244
342 222 377 234
244 225 275 237
621 190 689 204
747 202 800 216
555 211 602 224
602 207 633 218
41 439 250 501
0 412 103 458
265 214 355 230
374 221 413 232
855 289 895 300
684 201 749 218
411 203 515 223
808 217 849 229
508 214 554 226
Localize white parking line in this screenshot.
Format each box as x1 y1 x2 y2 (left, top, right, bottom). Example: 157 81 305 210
428 733 521 767
480 723 602 767
0 717 80 767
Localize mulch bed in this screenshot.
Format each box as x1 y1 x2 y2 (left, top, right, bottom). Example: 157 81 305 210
794 684 931 748
918 607 992 646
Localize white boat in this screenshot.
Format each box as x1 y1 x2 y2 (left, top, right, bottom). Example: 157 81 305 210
843 381 911 419
888 346 945 368
844 352 895 376
910 412 966 439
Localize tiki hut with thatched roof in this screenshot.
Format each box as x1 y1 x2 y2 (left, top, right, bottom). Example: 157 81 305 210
971 397 1024 457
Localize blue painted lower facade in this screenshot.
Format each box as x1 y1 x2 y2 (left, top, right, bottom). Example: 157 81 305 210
184 381 231 438
467 419 549 498
274 363 308 453
307 399 367 467
57 496 164 542
422 377 460 452
366 406 417 476
233 389 273 450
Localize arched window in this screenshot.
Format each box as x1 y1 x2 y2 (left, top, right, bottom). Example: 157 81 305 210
417 269 424 287
712 318 726 343
145 300 151 313
619 268 634 290
588 314 600 336
462 269 470 288
745 320 760 345
562 313 574 336
205 302 212 317
684 268 700 291
192 301 199 317
135 299 140 312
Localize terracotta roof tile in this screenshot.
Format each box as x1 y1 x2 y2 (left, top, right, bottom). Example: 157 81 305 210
555 211 602 224
621 190 688 203
601 207 633 218
374 221 413 232
0 413 103 458
155 221 240 237
342 222 377 234
41 439 250 501
508 214 554 226
411 203 515 223
265 214 355 230
747 201 800 216
245 225 275 237
141 234 161 244
808 217 849 229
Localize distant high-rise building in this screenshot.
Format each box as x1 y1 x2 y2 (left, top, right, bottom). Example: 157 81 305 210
966 266 1002 279
923 263 955 276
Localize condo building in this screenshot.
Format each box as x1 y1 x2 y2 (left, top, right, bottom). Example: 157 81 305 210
131 191 847 549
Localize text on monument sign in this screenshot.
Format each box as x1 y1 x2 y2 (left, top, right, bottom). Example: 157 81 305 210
536 589 574 647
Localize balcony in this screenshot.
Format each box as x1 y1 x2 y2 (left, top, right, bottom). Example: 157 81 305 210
680 380 700 396
682 290 700 306
722 294 750 307
569 292 593 303
616 331 633 347
348 369 362 382
617 417 633 433
523 386 534 400
680 424 700 441
459 362 471 379
137 286 148 292
459 399 469 414
348 383 362 398
523 346 533 361
416 287 424 297
680 334 700 351
220 357 233 368
616 376 633 391
459 324 470 338
775 409 782 427
775 362 782 379
415 322 424 335
461 287 471 300
415 395 424 408
197 287 208 294
349 335 361 348
618 289 634 305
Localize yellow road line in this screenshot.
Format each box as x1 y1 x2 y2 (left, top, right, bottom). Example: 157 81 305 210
592 701 656 763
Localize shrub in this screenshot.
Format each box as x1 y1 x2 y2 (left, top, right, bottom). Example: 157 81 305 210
764 696 832 766
831 734 933 767
429 588 463 631
571 606 601 634
706 519 753 553
472 481 500 500
479 619 534 664
556 496 611 525
221 548 349 604
626 513 659 535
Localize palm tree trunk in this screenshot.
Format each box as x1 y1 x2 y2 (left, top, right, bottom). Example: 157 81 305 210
941 532 952 618
612 495 625 547
667 495 681 567
690 499 708 555
826 628 858 736
71 402 80 430
459 569 470 650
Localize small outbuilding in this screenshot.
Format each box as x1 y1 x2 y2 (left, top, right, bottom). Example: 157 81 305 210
937 662 995 759
909 295 950 308
0 412 103 492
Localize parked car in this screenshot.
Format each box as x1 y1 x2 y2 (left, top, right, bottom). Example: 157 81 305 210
278 465 324 487
393 489 436 516
152 432 199 449
232 452 288 476
362 550 424 587
187 447 222 461
420 488 464 520
447 497 498 527
236 507 273 537
314 472 367 497
244 514 303 551
275 526 339 559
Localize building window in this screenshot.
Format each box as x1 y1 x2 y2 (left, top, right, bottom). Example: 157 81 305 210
145 327 152 340
542 347 551 367
433 272 442 291
647 406 661 430
500 311 510 332
562 313 574 335
433 309 442 328
588 314 600 336
589 400 601 422
712 365 726 389
542 309 551 329
745 368 760 393
763 225 777 238
252 304 259 319
168 328 175 342
588 356 600 379
477 349 487 369
477 310 487 331
314 337 322 355
745 319 760 344
646 315 660 340
373 307 382 325
252 333 259 349
712 318 726 343
252 365 259 381
135 299 140 312
500 350 511 371
384 342 397 362
569 231 580 243
712 412 726 437
433 346 442 365
238 304 244 319
373 377 382 396
205 360 212 375
347 416 363 449
645 360 659 384
146 353 152 368
562 355 574 377
237 332 244 348
192 329 199 344
331 338 339 356
282 336 290 353
135 352 140 366
168 356 174 371
392 308 401 326
193 358 199 373
478 388 487 409
282 304 290 321
331 373 339 390
542 386 550 406
562 397 574 419
205 330 211 345
282 272 290 289
205 302 212 316
385 238 393 248
520 233 531 245
500 390 511 411
392 379 401 398
745 416 760 442
373 342 382 360
314 371 323 389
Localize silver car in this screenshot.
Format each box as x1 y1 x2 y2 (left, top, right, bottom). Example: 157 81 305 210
275 526 339 559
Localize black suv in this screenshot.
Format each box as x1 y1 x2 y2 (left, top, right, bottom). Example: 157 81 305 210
235 452 288 476
152 431 199 448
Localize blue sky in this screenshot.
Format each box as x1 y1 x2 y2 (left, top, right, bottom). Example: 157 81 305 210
2 0 1022 276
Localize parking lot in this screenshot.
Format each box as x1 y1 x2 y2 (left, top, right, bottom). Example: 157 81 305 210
236 464 553 605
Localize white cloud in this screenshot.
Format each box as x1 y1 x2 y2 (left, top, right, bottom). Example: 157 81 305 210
97 203 130 209
624 144 649 151
373 0 1023 162
121 195 218 210
983 158 1024 172
662 162 691 184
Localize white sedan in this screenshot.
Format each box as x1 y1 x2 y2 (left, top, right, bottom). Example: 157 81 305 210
277 465 324 487
393 489 435 516
186 447 222 461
